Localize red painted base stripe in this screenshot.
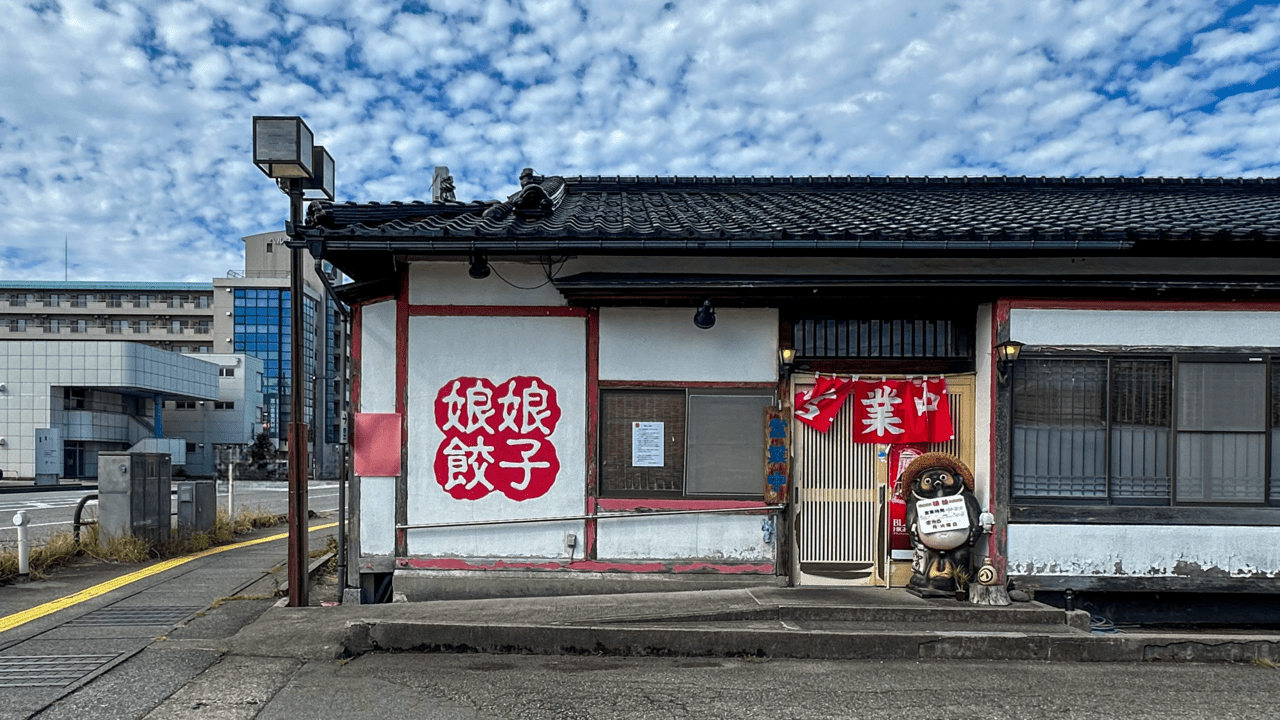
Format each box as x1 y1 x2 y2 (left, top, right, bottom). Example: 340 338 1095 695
398 557 774 574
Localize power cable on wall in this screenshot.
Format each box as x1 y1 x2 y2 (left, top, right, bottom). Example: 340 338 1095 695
488 255 572 291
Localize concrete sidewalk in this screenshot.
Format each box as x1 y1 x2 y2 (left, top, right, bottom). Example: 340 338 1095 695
0 520 336 720
225 584 1280 665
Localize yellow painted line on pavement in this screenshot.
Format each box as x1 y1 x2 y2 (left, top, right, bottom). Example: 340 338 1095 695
0 522 338 636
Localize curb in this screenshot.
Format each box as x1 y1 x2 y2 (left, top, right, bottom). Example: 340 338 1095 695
0 483 97 495
338 620 1280 664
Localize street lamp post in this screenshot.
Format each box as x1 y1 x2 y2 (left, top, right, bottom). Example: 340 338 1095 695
252 116 335 607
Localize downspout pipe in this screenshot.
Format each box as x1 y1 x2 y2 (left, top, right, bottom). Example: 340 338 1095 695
312 247 353 600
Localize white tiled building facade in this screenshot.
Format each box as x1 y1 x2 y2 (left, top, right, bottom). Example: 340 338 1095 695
165 354 266 477
0 341 220 480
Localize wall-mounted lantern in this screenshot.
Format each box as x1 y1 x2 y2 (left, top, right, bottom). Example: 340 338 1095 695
779 347 796 381
995 340 1025 383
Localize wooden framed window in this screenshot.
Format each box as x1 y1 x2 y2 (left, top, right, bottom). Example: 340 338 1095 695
599 388 774 498
1012 355 1277 507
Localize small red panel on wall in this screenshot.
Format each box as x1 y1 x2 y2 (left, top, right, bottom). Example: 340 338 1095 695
353 413 402 477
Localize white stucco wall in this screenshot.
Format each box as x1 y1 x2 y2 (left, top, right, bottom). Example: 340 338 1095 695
358 300 399 556
1006 305 1280 582
974 303 993 509
595 514 772 561
598 307 778 382
408 261 567 307
1010 308 1280 347
404 315 586 557
359 301 397 414
360 476 396 556
1009 524 1280 578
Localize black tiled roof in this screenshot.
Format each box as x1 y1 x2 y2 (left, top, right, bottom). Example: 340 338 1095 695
301 173 1280 252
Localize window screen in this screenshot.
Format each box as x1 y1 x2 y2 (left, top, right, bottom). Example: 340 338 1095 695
1013 355 1278 506
1176 362 1265 503
1109 359 1171 499
1012 358 1107 498
600 390 685 495
685 392 773 496
599 388 772 498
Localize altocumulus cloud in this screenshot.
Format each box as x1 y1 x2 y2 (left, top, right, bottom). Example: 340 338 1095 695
1 0 1279 281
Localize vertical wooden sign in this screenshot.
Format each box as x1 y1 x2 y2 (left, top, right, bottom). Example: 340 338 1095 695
764 406 790 504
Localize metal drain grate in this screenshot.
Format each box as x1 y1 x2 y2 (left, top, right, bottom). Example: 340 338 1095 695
0 655 120 687
64 606 204 627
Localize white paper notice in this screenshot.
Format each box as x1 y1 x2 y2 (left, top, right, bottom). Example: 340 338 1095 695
632 422 664 467
916 495 971 534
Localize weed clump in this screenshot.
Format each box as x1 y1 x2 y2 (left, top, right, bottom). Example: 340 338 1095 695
0 507 285 584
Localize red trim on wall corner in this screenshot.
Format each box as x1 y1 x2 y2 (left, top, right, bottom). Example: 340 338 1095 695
596 498 770 512
598 380 778 389
396 557 775 574
397 272 409 417
351 304 363 412
994 298 1013 326
408 305 588 317
586 308 600 560
396 268 410 556
990 302 1006 581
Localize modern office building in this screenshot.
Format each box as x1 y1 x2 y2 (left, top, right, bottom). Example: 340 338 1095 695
0 281 216 353
163 354 266 477
0 234 343 481
213 231 343 478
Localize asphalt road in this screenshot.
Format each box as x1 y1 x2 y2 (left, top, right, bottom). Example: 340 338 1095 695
0 481 340 549
142 652 1280 720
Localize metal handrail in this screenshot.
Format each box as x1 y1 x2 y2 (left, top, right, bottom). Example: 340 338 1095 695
397 504 785 531
73 493 98 543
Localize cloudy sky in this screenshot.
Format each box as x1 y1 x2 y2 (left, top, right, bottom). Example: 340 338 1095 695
3 0 1280 282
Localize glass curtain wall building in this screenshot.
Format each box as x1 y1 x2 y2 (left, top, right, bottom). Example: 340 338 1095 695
325 296 342 445
232 288 317 440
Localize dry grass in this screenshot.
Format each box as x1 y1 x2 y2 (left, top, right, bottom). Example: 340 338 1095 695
0 506 286 584
311 534 339 560
208 593 277 610
0 532 84 580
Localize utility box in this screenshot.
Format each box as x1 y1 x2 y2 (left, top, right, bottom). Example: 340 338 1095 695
98 452 172 545
35 428 62 486
176 480 216 536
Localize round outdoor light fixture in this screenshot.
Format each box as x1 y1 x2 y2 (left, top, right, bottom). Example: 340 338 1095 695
468 254 491 279
693 300 716 330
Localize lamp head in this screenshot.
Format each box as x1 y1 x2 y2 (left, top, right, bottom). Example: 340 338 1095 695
252 116 315 179
995 340 1024 365
995 340 1025 383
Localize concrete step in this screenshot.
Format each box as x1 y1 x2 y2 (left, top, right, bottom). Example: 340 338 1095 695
341 617 1280 663
593 604 1075 627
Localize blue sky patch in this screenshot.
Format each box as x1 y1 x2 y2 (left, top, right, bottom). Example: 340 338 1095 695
1 0 1279 281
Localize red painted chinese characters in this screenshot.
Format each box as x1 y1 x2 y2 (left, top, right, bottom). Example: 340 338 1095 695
794 376 953 443
433 376 561 501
